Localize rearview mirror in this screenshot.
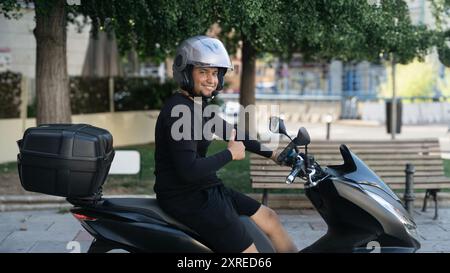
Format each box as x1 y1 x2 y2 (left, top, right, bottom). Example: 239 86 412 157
269 116 288 136
294 127 310 146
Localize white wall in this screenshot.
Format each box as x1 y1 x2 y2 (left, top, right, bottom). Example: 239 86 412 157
360 101 450 125
0 9 91 77
0 110 159 164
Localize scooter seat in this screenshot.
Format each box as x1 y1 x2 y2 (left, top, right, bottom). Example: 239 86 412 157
102 198 199 237
101 197 276 253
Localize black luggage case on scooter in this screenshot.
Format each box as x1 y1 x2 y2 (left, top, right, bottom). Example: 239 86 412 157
17 124 115 198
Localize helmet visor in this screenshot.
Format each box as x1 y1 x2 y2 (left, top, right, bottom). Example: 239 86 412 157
184 36 234 70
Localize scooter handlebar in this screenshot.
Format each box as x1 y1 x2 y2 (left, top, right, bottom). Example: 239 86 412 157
276 142 298 165
286 165 303 184
285 154 306 184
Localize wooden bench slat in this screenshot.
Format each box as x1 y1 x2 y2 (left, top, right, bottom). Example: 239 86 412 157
302 150 441 155
251 176 449 183
250 171 445 177
252 182 450 190
251 154 442 160
267 139 439 145
250 165 444 172
261 147 440 150
312 155 444 159
264 144 440 150
383 177 449 183
252 183 304 189
252 178 450 185
306 144 439 148
250 159 445 166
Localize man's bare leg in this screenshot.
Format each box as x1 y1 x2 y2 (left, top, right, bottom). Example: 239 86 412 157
242 243 259 253
250 205 298 253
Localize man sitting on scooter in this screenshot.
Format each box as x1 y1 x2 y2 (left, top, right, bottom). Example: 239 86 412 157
154 35 298 253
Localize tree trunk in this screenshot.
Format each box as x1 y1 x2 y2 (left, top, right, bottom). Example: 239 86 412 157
34 0 71 125
238 37 257 135
128 49 140 76
239 37 256 107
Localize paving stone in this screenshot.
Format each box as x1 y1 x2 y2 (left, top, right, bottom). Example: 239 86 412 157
28 240 91 253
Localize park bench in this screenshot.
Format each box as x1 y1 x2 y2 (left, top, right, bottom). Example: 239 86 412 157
250 139 448 219
109 150 142 179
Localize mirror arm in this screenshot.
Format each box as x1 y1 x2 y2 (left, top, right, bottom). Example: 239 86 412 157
285 134 298 153
285 134 293 142
304 145 308 169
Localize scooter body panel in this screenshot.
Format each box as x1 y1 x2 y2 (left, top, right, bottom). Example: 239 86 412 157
71 206 213 253
71 202 276 253
303 179 419 252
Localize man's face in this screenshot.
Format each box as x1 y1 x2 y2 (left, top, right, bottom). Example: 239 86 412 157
192 66 219 97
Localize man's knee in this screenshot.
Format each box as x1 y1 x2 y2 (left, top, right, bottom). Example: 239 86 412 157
242 243 259 253
265 206 280 222
252 205 281 229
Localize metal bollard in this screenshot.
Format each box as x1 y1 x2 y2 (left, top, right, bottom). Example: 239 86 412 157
324 114 332 141
404 164 415 215
326 122 331 141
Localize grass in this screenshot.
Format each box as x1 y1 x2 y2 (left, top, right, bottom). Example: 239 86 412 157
444 160 450 177
0 162 19 174
102 143 156 195
206 141 252 192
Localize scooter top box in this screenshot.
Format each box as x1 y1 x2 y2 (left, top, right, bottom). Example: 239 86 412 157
17 124 115 198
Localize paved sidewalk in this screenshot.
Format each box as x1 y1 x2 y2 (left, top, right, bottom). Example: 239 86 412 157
0 207 448 253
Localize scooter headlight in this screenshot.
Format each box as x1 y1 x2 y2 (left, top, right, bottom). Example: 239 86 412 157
365 191 420 239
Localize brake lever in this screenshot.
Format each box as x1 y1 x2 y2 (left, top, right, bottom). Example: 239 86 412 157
307 168 317 186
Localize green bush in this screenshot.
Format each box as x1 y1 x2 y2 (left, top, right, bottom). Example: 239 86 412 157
114 77 177 111
70 77 110 114
26 77 178 117
0 71 21 118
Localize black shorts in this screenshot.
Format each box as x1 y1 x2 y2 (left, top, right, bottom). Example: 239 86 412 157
157 184 261 253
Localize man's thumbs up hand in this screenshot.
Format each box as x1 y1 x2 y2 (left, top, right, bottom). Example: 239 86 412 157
227 129 245 160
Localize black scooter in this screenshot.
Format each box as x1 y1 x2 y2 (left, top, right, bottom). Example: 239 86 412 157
68 117 421 253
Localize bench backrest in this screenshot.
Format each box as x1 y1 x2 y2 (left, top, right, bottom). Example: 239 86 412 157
109 150 141 175
251 139 448 190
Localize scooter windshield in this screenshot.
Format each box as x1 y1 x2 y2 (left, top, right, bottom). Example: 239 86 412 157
330 144 400 202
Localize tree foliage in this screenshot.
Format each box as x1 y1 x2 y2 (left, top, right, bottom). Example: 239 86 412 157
431 0 450 66
0 0 444 120
0 0 215 122
212 0 435 63
204 0 437 108
72 0 216 62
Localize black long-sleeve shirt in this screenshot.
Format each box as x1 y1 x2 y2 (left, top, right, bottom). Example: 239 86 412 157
153 92 273 199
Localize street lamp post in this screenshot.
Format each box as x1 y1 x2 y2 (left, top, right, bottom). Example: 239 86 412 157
391 54 397 140
391 18 399 140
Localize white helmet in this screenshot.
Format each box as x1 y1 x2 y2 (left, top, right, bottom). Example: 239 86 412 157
172 35 233 96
